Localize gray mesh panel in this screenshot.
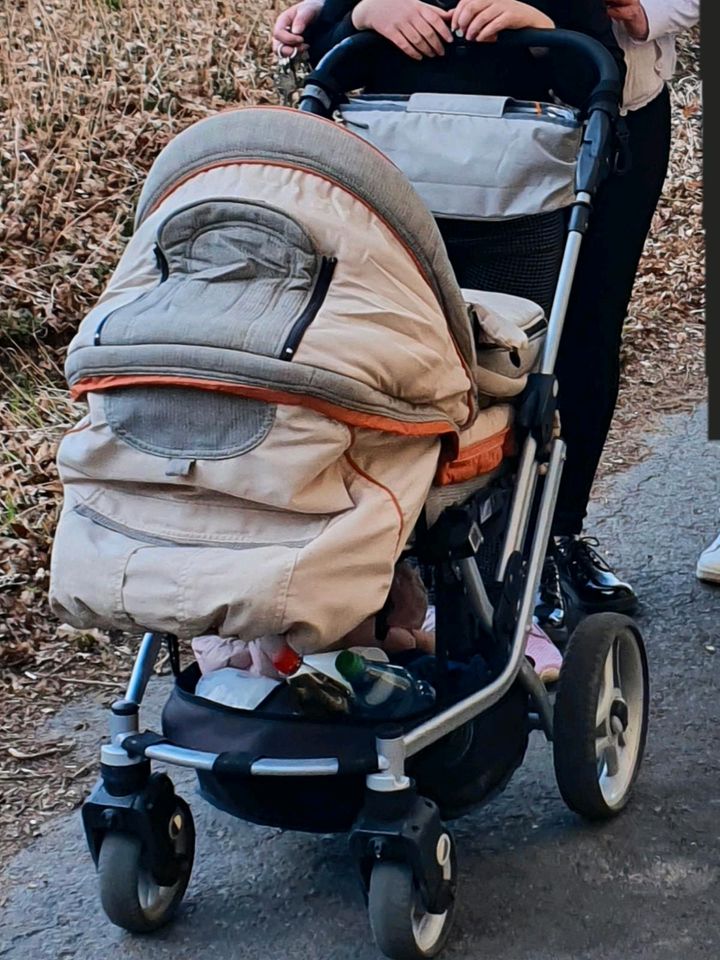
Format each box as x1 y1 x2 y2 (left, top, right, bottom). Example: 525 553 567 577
100 199 319 357
438 211 565 316
104 387 275 459
132 107 475 370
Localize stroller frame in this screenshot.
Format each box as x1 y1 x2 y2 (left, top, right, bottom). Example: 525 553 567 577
81 28 647 957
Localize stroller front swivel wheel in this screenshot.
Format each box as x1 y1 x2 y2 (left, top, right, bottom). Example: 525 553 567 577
553 612 649 820
97 795 195 933
367 837 456 960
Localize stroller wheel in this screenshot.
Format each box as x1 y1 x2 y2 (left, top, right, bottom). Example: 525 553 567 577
97 796 195 933
368 835 456 960
553 613 649 820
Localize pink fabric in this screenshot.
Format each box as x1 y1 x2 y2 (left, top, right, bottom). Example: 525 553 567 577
525 622 563 683
192 635 287 678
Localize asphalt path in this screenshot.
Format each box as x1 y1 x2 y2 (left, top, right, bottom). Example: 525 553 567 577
1 406 719 960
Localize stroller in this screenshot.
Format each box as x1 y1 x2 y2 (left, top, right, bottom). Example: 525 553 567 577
50 27 649 960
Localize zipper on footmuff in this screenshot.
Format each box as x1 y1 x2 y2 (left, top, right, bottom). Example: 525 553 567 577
280 256 337 361
93 244 169 345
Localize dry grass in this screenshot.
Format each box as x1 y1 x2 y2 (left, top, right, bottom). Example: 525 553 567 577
1 0 282 856
1 0 279 345
0 3 703 859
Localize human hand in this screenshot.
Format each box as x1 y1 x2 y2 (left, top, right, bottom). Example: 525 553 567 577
272 0 323 58
451 0 554 42
606 0 649 41
352 0 453 60
607 0 650 41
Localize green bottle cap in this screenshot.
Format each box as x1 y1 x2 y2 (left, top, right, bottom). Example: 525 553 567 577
335 650 365 680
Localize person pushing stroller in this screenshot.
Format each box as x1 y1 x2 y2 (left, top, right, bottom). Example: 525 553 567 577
271 0 626 663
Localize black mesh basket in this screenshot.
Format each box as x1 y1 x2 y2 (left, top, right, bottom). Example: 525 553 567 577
437 210 565 317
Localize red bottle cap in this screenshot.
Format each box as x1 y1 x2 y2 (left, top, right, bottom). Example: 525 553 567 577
273 644 302 676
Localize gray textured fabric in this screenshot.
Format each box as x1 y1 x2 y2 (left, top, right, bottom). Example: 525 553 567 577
133 107 474 368
100 199 318 356
339 94 582 221
66 342 460 428
104 388 276 459
165 458 195 477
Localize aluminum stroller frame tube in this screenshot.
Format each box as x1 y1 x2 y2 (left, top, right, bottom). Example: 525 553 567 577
125 631 163 705
496 437 538 581
100 631 163 768
402 438 565 759
539 192 591 376
496 188 590 580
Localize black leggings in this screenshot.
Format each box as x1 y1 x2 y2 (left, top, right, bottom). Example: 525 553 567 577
440 85 672 536
553 85 672 535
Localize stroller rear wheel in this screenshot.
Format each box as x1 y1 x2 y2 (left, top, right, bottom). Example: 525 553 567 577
97 795 195 932
553 613 649 820
368 834 456 960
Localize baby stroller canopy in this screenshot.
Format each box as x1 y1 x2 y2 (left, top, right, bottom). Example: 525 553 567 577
51 107 492 650
66 106 476 430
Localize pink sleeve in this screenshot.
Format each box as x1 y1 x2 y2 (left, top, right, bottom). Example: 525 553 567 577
639 0 699 42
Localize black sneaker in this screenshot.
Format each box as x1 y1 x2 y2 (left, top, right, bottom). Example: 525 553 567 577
556 536 638 614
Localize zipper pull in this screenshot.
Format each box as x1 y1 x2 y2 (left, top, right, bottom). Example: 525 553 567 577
154 244 169 281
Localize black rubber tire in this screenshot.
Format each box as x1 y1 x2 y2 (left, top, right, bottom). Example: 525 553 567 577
553 612 649 821
368 851 456 960
97 797 195 933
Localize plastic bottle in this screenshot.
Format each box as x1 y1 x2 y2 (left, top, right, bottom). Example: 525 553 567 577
272 643 352 715
335 650 436 719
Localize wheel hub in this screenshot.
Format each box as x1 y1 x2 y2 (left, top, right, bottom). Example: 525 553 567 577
594 635 645 806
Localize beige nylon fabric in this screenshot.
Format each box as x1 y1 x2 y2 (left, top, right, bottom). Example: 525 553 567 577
51 119 553 653
67 163 474 431
50 397 440 650
131 106 476 371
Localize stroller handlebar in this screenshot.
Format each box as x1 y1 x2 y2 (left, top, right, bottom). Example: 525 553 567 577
300 28 622 119
300 28 623 200
496 28 621 114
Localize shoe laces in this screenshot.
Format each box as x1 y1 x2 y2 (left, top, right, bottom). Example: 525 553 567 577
569 536 611 574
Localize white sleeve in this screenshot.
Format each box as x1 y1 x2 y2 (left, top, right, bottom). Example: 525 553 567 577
639 0 700 42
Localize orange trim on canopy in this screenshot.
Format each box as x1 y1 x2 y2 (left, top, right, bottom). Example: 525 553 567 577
70 375 458 439
434 427 515 486
344 444 405 551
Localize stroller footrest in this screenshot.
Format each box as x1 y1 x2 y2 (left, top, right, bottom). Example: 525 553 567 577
121 730 376 777
216 754 340 777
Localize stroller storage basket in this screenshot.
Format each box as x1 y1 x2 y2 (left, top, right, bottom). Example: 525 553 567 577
161 664 529 831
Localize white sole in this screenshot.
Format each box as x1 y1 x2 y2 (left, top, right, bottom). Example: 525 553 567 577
696 565 720 584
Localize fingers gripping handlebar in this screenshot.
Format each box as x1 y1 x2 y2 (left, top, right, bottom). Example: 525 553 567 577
298 29 623 198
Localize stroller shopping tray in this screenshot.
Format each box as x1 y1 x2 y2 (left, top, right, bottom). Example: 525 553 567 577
160 664 428 832
162 663 386 776
158 664 528 832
